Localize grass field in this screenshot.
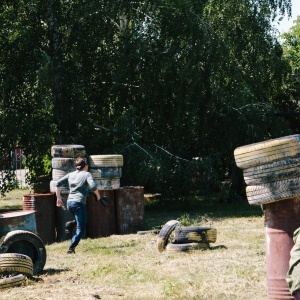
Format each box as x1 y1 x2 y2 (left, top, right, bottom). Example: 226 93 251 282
0 189 267 299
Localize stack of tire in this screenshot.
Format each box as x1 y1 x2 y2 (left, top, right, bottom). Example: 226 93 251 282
0 253 33 289
0 230 47 285
157 220 217 253
88 155 123 190
234 134 300 205
50 144 86 241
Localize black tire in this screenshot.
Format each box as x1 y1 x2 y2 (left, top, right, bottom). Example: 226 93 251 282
51 144 85 158
246 177 300 205
90 167 122 179
243 157 300 185
0 274 26 289
157 220 180 252
0 230 46 275
0 253 33 278
166 242 210 253
173 226 217 244
94 178 120 190
51 157 76 171
52 169 68 181
50 180 69 194
234 134 300 169
89 155 123 168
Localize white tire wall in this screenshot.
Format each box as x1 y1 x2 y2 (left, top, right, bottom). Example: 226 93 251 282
234 134 300 169
50 180 69 194
90 167 122 179
243 157 300 185
52 169 69 181
95 179 120 190
246 177 300 205
89 155 123 168
51 157 76 172
51 144 86 158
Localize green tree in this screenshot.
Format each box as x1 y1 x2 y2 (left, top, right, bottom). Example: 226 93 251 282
276 16 300 133
0 0 293 201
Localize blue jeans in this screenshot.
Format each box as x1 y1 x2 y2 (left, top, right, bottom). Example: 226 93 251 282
67 201 87 249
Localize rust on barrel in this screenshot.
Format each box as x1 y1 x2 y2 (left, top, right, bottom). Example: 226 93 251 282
263 197 300 300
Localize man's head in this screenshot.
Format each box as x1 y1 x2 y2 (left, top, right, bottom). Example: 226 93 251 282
75 157 87 170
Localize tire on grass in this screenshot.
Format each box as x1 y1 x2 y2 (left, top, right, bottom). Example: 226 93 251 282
157 220 180 252
234 134 300 169
166 242 210 253
0 253 33 278
0 274 26 289
173 226 217 244
246 177 300 205
0 230 46 275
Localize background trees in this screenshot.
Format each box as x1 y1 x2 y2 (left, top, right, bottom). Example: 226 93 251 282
279 16 300 132
0 0 294 203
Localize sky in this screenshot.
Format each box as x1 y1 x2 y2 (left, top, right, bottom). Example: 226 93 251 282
274 0 300 34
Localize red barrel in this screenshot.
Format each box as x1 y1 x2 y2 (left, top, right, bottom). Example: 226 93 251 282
115 186 145 234
263 197 300 300
86 190 116 238
23 193 56 244
0 210 37 236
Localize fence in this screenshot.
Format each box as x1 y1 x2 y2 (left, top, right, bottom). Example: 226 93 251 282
12 148 29 188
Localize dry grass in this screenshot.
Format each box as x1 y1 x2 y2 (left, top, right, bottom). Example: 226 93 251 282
0 190 267 299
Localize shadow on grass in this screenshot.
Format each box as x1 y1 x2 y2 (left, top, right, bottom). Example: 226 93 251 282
210 245 228 250
42 267 71 276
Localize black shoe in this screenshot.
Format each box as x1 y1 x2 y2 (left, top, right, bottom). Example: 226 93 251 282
67 247 75 254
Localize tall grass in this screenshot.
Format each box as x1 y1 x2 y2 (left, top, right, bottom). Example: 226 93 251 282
0 189 267 299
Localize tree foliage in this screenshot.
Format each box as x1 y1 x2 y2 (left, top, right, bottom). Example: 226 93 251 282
276 16 300 133
0 0 293 201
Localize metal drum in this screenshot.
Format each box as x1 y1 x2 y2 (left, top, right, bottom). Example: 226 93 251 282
263 197 300 300
22 193 56 244
0 210 37 236
115 186 145 234
86 190 116 238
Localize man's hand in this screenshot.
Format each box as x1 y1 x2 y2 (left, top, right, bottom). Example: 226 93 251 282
100 195 109 207
94 194 109 207
56 199 63 207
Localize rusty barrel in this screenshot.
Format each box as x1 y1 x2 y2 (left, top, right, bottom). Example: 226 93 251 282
55 193 75 241
22 193 56 244
263 197 300 300
86 190 116 238
0 210 37 236
115 186 145 234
